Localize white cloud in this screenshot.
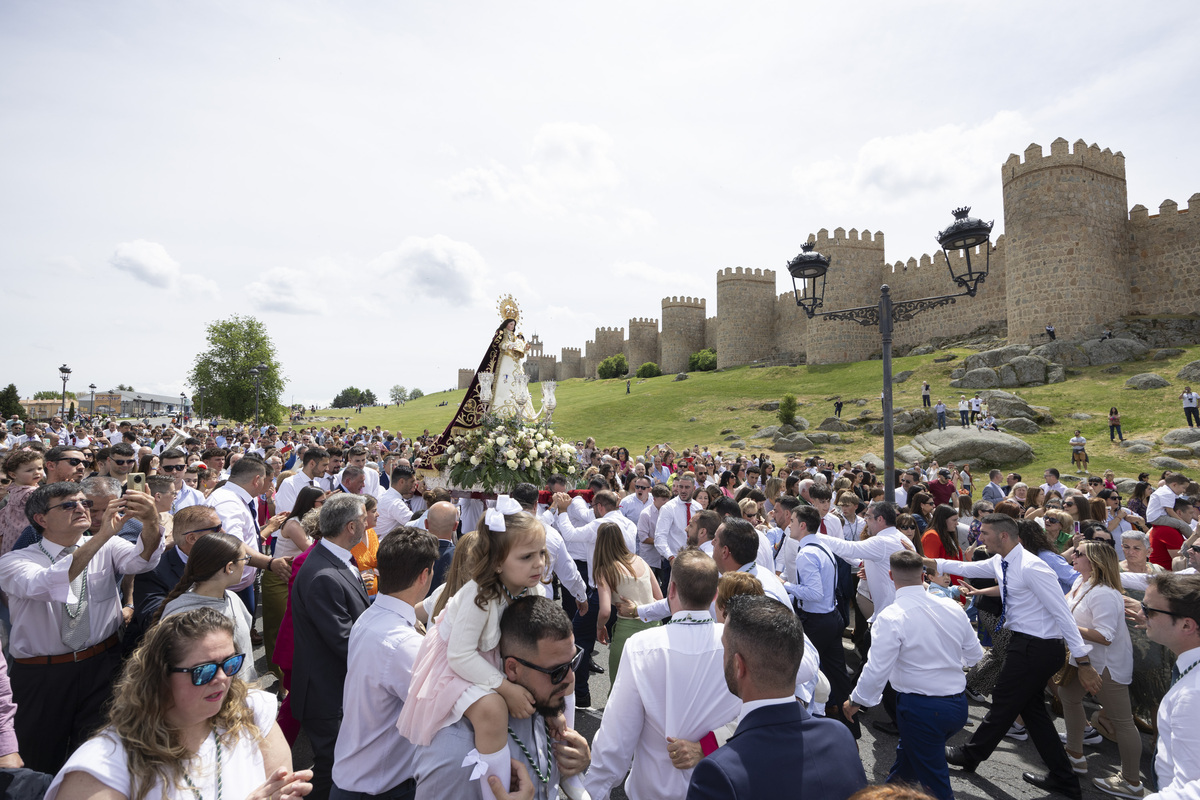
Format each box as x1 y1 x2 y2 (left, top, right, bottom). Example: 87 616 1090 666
245 267 328 315
367 235 490 303
109 240 182 288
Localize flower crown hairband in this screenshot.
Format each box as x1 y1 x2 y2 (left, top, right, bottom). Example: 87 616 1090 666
485 494 523 532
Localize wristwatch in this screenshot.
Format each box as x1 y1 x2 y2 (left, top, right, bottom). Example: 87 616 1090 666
1076 657 1091 667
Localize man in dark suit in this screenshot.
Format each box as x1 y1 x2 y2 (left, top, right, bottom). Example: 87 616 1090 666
686 595 866 800
126 505 223 650
291 493 371 800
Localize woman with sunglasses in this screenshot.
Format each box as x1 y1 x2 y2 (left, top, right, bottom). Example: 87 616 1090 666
1060 541 1144 796
47 607 311 800
907 491 935 532
156 533 257 681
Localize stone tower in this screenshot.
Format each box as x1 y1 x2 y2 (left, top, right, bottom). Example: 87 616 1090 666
457 368 474 391
803 228 887 365
625 317 660 371
1002 138 1129 343
715 267 776 369
659 296 707 374
557 347 581 380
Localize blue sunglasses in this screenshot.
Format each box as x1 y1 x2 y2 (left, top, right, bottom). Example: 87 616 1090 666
170 653 245 686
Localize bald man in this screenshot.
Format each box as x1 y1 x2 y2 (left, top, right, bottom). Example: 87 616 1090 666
424 500 458 594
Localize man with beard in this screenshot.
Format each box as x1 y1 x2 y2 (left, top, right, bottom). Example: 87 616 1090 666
413 596 591 800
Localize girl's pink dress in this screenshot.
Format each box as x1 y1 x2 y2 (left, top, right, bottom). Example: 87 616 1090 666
0 485 38 556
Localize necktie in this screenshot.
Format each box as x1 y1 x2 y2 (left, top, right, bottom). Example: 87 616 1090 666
994 559 1009 634
685 503 691 524
1170 663 1181 688
820 520 828 534
247 500 261 535
59 545 91 651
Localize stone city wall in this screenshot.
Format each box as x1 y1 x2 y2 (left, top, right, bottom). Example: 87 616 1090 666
1129 195 1200 316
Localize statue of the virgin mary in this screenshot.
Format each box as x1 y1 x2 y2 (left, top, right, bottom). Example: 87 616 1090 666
425 295 553 461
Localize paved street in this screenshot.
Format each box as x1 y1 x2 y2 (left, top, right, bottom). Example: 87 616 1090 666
254 614 1154 800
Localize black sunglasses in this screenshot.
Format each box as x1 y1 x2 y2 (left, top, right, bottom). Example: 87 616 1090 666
110 458 136 466
50 457 87 467
170 653 246 686
185 523 224 536
52 499 95 511
506 644 584 685
1141 602 1183 620
160 464 187 472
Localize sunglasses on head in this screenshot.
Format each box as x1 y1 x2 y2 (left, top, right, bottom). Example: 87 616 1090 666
170 653 246 686
506 643 584 685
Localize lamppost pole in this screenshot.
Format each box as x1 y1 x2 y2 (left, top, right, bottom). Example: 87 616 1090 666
59 365 71 419
788 208 993 504
89 384 97 416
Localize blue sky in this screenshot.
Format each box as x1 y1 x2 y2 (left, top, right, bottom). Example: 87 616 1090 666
3 1 1198 406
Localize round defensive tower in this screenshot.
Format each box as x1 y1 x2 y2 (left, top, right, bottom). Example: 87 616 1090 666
803 228 887 365
1002 138 1129 343
715 267 776 369
626 318 660 371
660 296 707 374
457 368 474 391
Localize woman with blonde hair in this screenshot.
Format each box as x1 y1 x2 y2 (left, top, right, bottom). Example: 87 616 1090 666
1043 508 1075 552
1059 541 1144 797
595 521 662 678
47 608 310 800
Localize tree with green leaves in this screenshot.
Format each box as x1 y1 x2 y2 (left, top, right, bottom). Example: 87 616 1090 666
636 362 662 379
409 388 424 400
187 315 286 424
390 385 408 404
778 394 798 426
688 349 717 372
333 387 367 408
0 384 23 419
116 383 134 392
598 354 629 380
68 402 76 421
33 390 77 400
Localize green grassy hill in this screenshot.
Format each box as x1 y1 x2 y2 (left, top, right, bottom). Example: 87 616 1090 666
300 344 1200 480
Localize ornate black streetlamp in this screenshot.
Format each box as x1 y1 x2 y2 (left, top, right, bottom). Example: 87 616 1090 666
58 364 71 418
787 207 994 502
89 383 97 416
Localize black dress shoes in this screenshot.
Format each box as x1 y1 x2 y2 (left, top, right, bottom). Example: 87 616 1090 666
945 746 976 773
588 661 605 674
1021 771 1082 800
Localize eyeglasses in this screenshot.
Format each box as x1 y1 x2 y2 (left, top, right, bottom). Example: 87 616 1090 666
110 458 135 466
183 523 224 536
161 464 187 472
234 555 253 564
51 499 95 512
897 524 916 531
635 485 650 491
0 478 11 486
50 457 86 467
506 643 584 685
1141 602 1183 620
170 653 246 686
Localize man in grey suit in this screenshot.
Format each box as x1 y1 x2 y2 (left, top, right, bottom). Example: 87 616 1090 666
414 596 592 800
291 493 371 800
981 470 1007 505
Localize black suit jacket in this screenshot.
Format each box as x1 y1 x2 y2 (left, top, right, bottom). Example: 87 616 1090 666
290 543 370 721
686 701 866 800
125 547 187 649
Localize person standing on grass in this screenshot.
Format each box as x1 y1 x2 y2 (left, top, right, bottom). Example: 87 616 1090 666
1182 386 1200 428
921 381 932 408
934 399 947 431
1109 407 1125 443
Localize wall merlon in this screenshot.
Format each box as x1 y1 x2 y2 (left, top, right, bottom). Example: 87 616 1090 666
1004 137 1126 184
661 295 706 309
806 227 884 251
1160 199 1179 215
716 266 774 284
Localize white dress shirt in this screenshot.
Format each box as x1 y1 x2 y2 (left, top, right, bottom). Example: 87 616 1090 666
275 470 320 515
1064 577 1132 684
206 483 260 592
1154 645 1200 800
850 585 982 707
636 504 663 569
584 610 741 800
1040 481 1068 500
775 534 800 584
171 483 207 514
376 488 414 536
937 544 1092 657
817 527 911 622
554 509 638 586
786 534 838 614
753 529 776 572
457 497 485 537
654 496 699 562
894 487 909 508
337 466 384 499
0 533 162 658
566 495 594 529
333 595 422 794
542 524 587 604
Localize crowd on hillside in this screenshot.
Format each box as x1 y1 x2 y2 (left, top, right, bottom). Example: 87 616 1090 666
0 413 1198 800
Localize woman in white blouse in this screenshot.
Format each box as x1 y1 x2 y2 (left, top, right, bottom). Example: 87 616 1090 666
1060 541 1145 796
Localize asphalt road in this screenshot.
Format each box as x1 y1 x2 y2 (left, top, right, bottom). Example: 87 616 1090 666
254 615 1154 800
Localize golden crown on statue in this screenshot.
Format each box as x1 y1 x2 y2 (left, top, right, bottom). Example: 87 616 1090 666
497 294 521 326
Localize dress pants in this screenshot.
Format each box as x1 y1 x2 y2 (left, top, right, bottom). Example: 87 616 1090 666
961 632 1075 784
1185 406 1200 427
571 585 600 706
892 692 968 800
304 715 343 800
10 646 121 774
801 609 852 705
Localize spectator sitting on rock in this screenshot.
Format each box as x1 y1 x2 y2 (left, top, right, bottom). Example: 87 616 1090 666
975 413 998 432
1045 323 1056 340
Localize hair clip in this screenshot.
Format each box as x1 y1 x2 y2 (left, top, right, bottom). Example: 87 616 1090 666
485 494 523 531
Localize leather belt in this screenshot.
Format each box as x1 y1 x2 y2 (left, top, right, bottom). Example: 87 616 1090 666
14 633 120 665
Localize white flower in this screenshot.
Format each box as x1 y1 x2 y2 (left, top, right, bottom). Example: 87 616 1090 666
537 442 548 454
446 445 456 455
533 460 543 470
470 456 480 466
521 458 530 468
568 466 576 474
496 436 508 446
528 448 538 460
454 453 463 463
507 459 518 469
503 448 515 460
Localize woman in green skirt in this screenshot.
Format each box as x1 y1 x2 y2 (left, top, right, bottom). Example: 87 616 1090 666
595 521 663 679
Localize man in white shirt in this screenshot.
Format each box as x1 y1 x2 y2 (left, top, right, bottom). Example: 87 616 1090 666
770 495 802 582
1040 468 1068 501
585 549 741 800
1181 386 1200 428
930 513 1101 799
159 448 206 514
844 550 982 800
816 501 911 624
688 510 721 556
338 445 384 499
332 528 437 800
619 478 653 526
970 394 983 424
0 482 162 774
654 471 700 581
1137 573 1200 800
377 464 418 536
710 518 790 607
277 446 328 515
957 396 970 428
206 456 291 615
636 484 670 576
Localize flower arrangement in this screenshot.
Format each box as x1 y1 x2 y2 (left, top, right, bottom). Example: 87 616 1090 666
434 415 577 494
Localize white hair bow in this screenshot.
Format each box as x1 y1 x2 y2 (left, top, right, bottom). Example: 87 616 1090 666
485 494 523 532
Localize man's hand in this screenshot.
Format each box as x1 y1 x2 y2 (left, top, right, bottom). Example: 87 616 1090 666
922 557 939 574
123 490 160 530
552 492 572 513
271 556 293 581
1078 664 1102 695
665 736 703 770
842 700 862 721
0 752 23 769
551 727 590 778
616 597 638 618
121 605 134 624
576 599 589 618
1124 596 1147 628
487 761 534 800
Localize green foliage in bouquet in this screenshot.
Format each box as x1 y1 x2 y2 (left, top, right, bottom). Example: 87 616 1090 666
436 415 579 494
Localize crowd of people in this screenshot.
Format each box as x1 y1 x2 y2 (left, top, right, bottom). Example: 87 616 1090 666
0 412 1198 800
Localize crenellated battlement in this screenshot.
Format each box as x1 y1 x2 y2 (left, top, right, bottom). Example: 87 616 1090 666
629 317 659 327
716 266 776 282
662 296 707 309
1130 193 1200 222
561 347 581 357
594 326 625 334
808 227 886 250
1002 137 1125 185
